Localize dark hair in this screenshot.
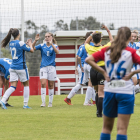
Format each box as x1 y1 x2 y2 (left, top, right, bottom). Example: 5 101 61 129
46 32 57 44
1 28 19 48
107 27 131 63
92 33 101 44
85 32 93 40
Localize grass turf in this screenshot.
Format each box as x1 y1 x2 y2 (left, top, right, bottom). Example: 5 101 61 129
0 94 140 140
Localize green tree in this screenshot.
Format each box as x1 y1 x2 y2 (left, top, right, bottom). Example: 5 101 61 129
70 16 101 30
54 20 68 30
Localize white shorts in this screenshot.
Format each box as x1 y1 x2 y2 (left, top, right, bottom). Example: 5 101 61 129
0 71 5 76
9 68 29 82
78 66 84 84
40 66 57 81
82 63 91 84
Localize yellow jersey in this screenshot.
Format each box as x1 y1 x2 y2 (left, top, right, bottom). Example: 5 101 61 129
85 42 111 66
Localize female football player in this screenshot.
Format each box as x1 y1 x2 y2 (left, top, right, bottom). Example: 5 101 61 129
0 28 34 109
32 33 59 107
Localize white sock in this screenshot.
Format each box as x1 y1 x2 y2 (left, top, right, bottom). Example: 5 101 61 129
84 86 93 104
0 88 3 101
49 89 54 104
1 87 16 104
92 87 96 101
67 84 82 99
24 86 29 106
41 88 46 104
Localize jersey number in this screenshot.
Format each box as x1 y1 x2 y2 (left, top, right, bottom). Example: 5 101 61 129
10 48 18 59
47 51 50 56
3 58 12 64
107 60 126 79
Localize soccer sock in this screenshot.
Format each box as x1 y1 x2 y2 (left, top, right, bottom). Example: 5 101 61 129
49 89 54 104
96 92 98 109
92 87 96 101
98 97 103 115
67 84 82 99
100 133 110 140
23 86 29 106
41 88 46 104
1 86 16 104
84 86 93 104
116 134 127 140
0 88 3 100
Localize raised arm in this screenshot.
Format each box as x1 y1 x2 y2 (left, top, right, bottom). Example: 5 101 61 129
51 43 59 54
102 25 114 42
32 34 40 50
26 39 34 53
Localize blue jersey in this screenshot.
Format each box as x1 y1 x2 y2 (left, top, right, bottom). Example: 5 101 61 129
78 42 94 65
35 43 59 68
9 40 31 70
128 42 137 50
0 58 12 80
136 42 140 50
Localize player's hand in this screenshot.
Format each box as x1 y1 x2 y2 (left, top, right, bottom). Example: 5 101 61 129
49 40 53 45
26 38 32 46
35 34 40 41
123 72 134 81
101 25 108 30
75 68 78 75
81 67 84 72
103 71 110 82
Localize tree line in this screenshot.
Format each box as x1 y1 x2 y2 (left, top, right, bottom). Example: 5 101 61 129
1 16 115 76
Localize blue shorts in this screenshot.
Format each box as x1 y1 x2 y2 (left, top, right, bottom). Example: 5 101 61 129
103 92 135 118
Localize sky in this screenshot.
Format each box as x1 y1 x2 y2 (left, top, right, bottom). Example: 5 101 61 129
0 0 140 33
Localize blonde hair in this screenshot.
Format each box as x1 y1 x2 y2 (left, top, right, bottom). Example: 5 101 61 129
46 32 57 44
131 30 138 36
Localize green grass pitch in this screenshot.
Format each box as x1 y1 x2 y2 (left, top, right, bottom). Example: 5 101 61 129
0 94 140 140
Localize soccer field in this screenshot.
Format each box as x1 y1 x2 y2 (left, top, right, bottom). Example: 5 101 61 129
0 94 140 140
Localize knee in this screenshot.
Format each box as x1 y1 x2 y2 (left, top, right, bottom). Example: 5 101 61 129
41 82 46 88
48 82 54 89
117 126 127 134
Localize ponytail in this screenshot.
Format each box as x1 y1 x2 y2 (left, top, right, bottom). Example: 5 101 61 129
1 28 13 48
107 27 131 63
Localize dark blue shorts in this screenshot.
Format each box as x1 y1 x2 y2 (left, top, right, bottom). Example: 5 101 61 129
103 92 135 118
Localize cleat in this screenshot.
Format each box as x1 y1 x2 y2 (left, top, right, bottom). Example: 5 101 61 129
23 105 32 109
97 114 103 117
64 97 73 105
5 103 13 107
48 102 52 107
83 102 94 106
0 101 7 109
40 103 46 107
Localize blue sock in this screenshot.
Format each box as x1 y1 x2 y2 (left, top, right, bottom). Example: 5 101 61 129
100 133 110 140
116 134 127 140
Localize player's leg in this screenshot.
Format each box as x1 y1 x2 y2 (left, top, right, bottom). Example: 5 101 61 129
0 69 18 109
84 78 93 105
64 66 83 105
47 66 57 107
97 66 105 117
90 68 98 109
18 68 31 109
100 92 117 140
100 115 115 140
40 67 47 107
0 75 4 100
116 93 134 140
84 64 94 105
